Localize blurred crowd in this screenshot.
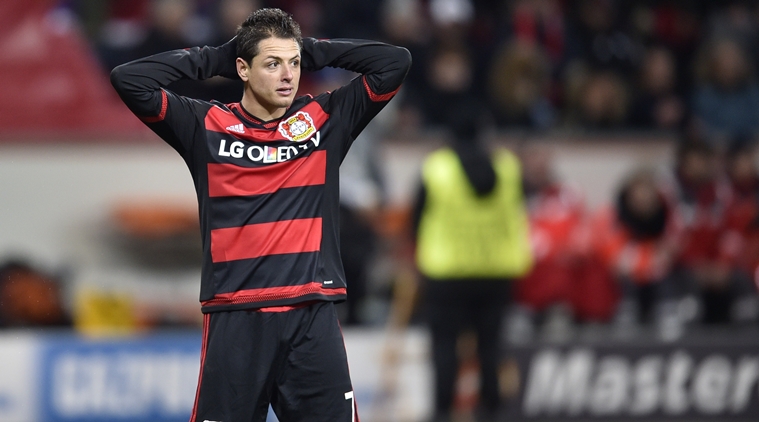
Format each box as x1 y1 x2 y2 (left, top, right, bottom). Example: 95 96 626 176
57 0 759 142
514 138 759 342
2 0 752 335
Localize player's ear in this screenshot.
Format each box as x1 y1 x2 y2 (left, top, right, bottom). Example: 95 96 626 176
236 57 250 82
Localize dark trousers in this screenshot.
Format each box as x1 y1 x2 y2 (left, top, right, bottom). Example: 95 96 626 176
425 278 510 419
674 267 757 324
618 276 675 324
191 302 358 422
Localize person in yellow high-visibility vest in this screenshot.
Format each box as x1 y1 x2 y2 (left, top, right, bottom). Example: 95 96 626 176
412 110 532 422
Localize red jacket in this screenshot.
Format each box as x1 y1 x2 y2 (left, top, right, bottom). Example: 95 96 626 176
516 183 585 310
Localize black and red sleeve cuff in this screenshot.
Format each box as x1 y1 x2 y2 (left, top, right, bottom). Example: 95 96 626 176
362 76 401 102
139 90 168 123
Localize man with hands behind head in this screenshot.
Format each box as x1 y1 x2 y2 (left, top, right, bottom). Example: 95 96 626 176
111 8 410 422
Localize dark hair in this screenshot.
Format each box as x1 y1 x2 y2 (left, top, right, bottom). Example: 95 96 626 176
616 171 668 240
236 8 302 64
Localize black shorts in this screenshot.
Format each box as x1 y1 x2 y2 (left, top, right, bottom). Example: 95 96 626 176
190 301 359 422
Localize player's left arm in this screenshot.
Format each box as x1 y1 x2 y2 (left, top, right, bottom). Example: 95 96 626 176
301 38 411 141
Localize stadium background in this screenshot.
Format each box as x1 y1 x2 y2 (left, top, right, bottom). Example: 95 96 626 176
1 0 758 421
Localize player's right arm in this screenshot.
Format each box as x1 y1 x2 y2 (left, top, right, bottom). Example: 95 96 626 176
110 40 238 155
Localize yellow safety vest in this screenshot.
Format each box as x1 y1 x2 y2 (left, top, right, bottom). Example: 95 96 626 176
416 147 533 279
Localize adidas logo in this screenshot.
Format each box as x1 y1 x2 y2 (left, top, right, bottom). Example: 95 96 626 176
226 124 245 134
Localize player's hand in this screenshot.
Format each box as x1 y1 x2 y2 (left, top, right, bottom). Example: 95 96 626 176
216 37 239 79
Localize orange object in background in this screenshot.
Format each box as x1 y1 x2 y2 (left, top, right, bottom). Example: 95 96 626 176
112 200 199 238
0 261 70 327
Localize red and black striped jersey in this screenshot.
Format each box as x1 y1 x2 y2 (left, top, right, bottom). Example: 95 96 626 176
111 38 411 312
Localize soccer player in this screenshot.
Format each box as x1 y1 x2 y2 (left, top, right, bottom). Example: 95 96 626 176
110 8 410 422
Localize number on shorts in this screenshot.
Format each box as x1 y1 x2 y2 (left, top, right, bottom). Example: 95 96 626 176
345 391 355 422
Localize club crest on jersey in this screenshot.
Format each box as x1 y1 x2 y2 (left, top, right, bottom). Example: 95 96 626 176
278 111 316 142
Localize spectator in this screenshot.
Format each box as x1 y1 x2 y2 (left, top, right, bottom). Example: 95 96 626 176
492 0 566 129
706 1 759 64
428 0 475 48
564 68 630 129
93 1 151 71
668 140 751 324
508 0 566 70
487 40 555 129
692 37 759 147
630 46 686 130
132 0 217 100
204 0 258 103
719 140 759 321
590 170 681 339
417 46 478 128
512 142 585 340
413 107 532 421
380 0 431 87
135 0 203 57
628 1 701 91
565 0 640 77
379 0 431 132
722 139 759 276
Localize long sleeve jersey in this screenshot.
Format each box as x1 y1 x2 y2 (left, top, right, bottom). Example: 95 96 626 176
111 38 411 313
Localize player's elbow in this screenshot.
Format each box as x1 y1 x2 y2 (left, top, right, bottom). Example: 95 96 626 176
394 46 412 75
110 65 128 93
380 46 411 90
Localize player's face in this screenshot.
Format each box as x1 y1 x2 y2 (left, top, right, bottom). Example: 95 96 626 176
238 37 301 119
